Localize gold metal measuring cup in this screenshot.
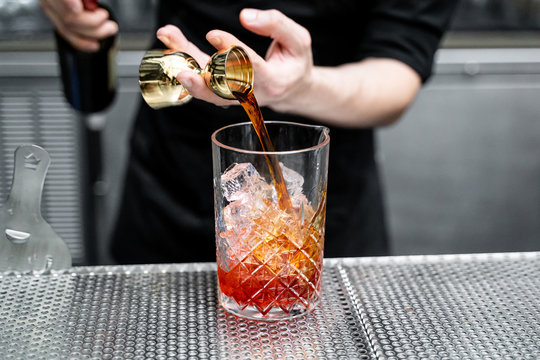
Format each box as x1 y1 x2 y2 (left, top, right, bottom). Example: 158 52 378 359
139 46 253 109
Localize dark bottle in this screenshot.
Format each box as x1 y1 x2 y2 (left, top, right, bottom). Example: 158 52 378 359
55 0 117 113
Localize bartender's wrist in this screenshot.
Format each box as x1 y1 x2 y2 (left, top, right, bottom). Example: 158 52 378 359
266 65 320 115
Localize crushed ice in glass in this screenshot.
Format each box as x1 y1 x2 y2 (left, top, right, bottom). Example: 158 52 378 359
280 162 304 197
221 162 305 203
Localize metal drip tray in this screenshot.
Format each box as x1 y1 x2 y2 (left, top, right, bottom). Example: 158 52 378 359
0 252 539 359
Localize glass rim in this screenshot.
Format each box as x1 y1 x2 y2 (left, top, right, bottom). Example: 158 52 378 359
211 121 330 155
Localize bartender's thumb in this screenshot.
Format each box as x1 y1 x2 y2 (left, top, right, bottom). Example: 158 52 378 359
240 9 311 56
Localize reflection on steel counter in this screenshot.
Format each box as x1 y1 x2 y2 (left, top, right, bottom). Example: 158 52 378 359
0 253 539 359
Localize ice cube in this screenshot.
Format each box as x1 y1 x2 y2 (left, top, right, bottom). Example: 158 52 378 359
280 163 304 197
223 196 253 229
221 162 267 201
221 163 273 236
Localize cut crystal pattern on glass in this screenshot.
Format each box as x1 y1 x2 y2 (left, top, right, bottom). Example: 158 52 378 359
213 122 330 320
217 160 326 320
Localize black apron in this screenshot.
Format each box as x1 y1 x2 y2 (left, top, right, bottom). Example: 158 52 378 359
111 0 456 263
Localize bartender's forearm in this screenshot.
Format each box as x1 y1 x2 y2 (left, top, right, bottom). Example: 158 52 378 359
269 58 421 129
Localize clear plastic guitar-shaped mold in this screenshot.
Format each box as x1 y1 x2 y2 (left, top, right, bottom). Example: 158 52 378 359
0 145 72 274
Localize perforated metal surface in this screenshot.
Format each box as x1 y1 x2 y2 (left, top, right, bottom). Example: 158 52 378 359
0 253 539 359
341 253 540 360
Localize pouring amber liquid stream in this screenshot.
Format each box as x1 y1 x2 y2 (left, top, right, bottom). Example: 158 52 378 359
233 86 293 210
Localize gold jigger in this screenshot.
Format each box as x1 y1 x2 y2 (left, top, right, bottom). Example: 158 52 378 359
139 46 253 109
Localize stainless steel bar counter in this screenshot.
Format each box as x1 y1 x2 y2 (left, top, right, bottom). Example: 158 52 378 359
1 252 539 359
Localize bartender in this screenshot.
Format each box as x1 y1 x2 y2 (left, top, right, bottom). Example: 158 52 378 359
40 0 457 264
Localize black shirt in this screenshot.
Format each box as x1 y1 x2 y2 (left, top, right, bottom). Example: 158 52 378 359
111 0 456 264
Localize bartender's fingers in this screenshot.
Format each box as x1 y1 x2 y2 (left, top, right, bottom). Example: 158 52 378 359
240 9 311 56
67 11 115 35
42 0 108 25
40 0 117 51
205 30 265 68
57 30 101 52
157 25 234 106
55 18 117 52
41 0 118 39
41 0 82 16
156 25 210 66
176 71 235 107
59 14 117 40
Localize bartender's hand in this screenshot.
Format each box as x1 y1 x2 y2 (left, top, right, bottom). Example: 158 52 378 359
158 8 420 128
157 9 312 110
40 0 118 52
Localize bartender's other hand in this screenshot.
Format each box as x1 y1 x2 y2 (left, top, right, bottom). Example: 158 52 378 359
40 0 118 52
157 9 314 108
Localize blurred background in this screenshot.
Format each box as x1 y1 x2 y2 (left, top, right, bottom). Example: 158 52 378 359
0 0 538 265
